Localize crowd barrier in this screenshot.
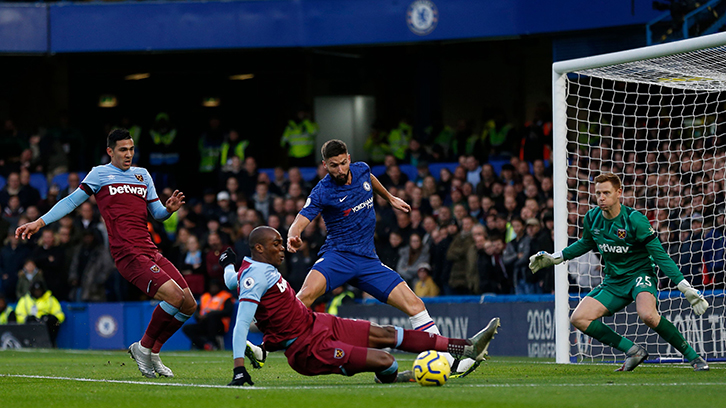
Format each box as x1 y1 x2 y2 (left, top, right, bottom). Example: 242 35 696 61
4 292 723 360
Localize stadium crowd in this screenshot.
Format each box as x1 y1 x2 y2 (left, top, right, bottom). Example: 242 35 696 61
3 102 722 312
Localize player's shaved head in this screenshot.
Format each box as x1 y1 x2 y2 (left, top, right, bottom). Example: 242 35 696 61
249 226 279 249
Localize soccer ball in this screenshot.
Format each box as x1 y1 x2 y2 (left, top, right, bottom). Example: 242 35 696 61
412 350 450 386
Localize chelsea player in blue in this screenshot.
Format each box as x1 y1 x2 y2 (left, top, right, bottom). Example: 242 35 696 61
287 140 496 377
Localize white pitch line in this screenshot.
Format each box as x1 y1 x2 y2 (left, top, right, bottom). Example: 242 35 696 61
1 374 724 389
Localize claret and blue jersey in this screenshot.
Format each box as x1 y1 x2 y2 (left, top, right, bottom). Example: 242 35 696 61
40 163 170 260
299 162 377 258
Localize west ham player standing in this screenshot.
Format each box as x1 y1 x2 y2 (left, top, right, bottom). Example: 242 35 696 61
529 173 709 371
15 129 196 378
221 226 500 385
286 139 494 377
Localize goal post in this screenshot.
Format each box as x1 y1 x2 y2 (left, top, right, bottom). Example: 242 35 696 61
552 31 726 364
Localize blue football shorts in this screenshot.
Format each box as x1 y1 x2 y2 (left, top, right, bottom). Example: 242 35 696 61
311 251 404 303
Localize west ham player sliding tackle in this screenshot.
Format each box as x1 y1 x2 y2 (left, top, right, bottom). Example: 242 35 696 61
16 129 196 378
221 226 500 385
529 172 709 371
286 139 492 377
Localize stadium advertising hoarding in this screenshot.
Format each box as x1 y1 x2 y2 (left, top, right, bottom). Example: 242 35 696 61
339 296 726 360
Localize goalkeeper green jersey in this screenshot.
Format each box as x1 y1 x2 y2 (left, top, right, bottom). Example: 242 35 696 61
561 205 685 285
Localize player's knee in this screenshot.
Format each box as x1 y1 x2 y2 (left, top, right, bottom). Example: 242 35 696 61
639 312 660 328
569 313 589 331
181 296 197 315
369 325 398 348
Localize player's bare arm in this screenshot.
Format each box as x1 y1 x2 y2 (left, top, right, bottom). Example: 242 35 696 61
164 190 186 213
371 174 410 213
286 213 312 253
15 218 46 240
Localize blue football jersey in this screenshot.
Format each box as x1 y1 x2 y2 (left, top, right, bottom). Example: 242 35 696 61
299 161 377 258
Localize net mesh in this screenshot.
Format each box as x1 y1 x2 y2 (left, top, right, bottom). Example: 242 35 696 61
563 45 726 362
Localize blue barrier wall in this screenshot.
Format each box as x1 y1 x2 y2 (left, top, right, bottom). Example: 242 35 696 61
1 0 661 53
48 292 726 360
55 301 260 351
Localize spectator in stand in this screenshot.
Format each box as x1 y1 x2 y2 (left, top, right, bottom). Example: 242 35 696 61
404 138 431 168
409 186 432 216
232 222 254 262
32 229 67 301
16 258 46 300
18 169 41 209
464 155 481 188
0 172 21 208
286 238 315 293
16 281 65 347
73 202 99 235
378 230 403 271
421 175 437 198
3 196 25 231
216 191 236 228
378 164 409 191
413 263 440 298
176 234 206 297
252 182 274 221
182 279 234 350
446 216 477 295
224 176 242 204
238 157 259 198
58 172 82 201
396 232 430 286
204 231 231 282
68 229 115 302
476 233 510 294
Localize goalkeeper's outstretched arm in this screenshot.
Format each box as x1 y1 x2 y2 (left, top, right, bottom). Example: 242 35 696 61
644 236 709 315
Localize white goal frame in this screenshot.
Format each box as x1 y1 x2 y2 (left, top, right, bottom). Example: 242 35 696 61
552 31 726 364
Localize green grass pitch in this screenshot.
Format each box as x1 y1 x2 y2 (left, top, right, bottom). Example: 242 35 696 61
1 349 724 408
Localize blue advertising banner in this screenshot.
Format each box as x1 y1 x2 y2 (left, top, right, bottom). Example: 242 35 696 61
1 0 662 53
338 301 557 357
89 303 125 350
0 4 47 53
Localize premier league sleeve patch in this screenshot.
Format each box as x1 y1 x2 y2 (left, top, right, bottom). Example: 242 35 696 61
243 277 255 289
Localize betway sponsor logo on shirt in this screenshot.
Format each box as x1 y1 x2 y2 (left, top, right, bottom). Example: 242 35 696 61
598 243 630 254
343 197 373 216
109 184 147 196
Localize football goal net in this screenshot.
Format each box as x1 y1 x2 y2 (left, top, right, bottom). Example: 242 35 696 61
552 32 726 364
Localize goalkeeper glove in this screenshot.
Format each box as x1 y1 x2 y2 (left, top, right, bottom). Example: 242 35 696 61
219 248 237 269
228 366 254 386
677 280 709 316
529 251 563 273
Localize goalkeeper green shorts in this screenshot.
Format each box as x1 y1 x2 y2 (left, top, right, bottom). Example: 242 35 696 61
586 272 659 315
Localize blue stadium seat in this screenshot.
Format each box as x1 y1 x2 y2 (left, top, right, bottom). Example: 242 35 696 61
51 172 86 192
29 173 48 199
0 175 5 191
51 172 70 190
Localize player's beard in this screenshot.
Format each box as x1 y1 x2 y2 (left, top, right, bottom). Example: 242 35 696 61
332 170 350 186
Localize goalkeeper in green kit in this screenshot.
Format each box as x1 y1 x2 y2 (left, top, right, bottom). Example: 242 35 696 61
529 173 709 371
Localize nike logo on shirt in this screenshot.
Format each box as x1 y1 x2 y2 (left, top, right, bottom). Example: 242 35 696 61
339 196 348 202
